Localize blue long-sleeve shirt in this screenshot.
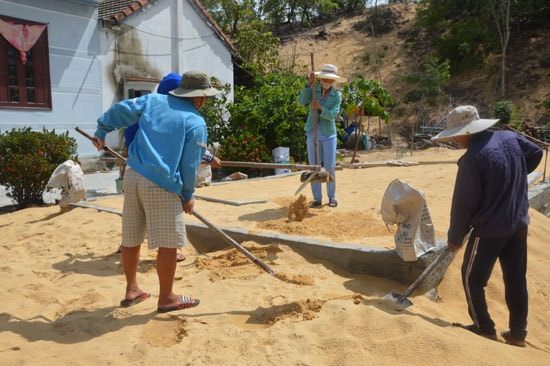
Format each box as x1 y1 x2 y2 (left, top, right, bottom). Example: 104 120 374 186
298 84 342 137
95 94 206 200
448 130 543 244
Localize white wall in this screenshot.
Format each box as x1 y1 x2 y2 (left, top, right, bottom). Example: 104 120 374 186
0 0 234 160
0 0 103 158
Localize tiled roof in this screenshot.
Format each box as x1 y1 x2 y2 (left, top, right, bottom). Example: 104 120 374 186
98 0 151 22
98 0 236 54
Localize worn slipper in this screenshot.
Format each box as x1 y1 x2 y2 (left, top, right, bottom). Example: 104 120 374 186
328 199 338 208
157 295 200 313
120 292 151 308
452 322 498 341
309 200 322 208
176 253 186 262
501 331 526 347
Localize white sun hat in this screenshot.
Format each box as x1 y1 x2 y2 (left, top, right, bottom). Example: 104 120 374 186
431 105 499 142
315 64 347 82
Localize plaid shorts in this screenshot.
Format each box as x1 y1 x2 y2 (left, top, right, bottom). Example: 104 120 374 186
121 168 186 250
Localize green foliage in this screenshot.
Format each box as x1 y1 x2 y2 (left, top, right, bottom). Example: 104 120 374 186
402 56 450 105
216 130 272 177
493 100 523 125
417 0 550 74
222 73 310 165
0 127 78 207
201 79 232 146
234 20 282 76
341 77 394 122
200 0 258 35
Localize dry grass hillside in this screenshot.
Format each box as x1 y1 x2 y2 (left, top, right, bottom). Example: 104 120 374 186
278 2 550 135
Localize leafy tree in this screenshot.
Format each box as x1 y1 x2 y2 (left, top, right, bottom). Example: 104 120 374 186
488 0 511 99
201 78 232 147
341 77 394 160
402 56 450 105
234 20 282 76
417 0 550 75
200 0 258 35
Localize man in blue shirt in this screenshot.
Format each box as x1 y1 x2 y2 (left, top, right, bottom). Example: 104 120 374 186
432 105 543 347
93 71 220 313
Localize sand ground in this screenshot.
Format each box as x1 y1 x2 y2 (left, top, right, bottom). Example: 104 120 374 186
1 147 549 365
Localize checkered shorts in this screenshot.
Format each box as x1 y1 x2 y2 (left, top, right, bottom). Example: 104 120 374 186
121 168 186 249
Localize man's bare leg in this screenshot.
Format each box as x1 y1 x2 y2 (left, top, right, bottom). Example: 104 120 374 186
157 247 180 307
121 245 143 300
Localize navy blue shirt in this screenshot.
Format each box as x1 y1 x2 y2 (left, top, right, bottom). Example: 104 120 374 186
448 130 543 243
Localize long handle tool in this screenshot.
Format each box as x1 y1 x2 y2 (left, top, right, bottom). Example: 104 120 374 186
75 126 276 276
382 246 451 311
192 211 276 276
75 127 126 162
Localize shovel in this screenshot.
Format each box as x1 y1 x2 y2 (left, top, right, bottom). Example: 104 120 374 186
75 126 276 276
192 211 276 276
382 246 451 311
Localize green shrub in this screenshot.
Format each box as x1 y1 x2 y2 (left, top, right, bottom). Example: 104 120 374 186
216 130 272 177
493 101 514 125
0 127 78 207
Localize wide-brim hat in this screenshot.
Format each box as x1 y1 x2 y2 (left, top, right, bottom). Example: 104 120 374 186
169 70 221 98
315 64 347 82
431 105 499 142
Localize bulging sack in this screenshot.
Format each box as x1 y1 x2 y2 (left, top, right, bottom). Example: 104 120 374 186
46 160 86 207
380 178 436 261
195 164 212 187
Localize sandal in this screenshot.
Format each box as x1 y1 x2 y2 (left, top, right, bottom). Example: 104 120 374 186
309 200 322 208
120 292 151 308
501 331 526 347
329 199 338 208
157 295 200 313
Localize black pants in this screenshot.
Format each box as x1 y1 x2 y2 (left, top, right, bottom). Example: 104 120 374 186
461 225 528 340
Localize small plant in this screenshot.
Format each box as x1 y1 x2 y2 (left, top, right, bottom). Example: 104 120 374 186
361 51 371 65
0 127 78 207
493 100 515 125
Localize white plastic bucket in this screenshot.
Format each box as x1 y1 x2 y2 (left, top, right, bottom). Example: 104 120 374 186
272 147 290 175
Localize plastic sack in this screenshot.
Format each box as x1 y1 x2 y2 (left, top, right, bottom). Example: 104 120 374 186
195 164 212 187
272 146 290 175
45 160 86 208
380 178 436 261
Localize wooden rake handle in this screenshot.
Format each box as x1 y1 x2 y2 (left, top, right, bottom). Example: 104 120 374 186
75 127 127 164
192 211 276 276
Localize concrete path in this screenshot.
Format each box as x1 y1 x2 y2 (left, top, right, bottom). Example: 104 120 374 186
0 170 120 208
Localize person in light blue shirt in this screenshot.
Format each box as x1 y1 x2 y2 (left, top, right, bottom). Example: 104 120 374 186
298 64 346 208
93 71 220 314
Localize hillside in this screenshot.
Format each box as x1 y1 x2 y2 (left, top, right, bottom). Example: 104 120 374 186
278 2 550 135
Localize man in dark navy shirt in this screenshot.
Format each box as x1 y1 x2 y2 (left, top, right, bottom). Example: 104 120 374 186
432 105 543 347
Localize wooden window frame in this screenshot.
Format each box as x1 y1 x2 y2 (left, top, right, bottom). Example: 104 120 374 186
0 15 51 110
